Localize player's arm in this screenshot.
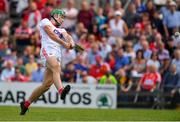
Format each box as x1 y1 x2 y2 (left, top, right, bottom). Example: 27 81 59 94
43 25 71 49
62 32 75 47
63 32 84 51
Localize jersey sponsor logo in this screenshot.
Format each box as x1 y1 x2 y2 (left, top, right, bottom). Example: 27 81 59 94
53 29 63 39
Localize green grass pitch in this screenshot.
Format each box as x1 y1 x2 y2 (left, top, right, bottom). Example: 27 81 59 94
0 106 180 121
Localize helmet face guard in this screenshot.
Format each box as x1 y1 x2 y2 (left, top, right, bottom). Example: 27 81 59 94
50 9 65 26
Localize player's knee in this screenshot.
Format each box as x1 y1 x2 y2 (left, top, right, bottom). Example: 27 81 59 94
51 63 60 73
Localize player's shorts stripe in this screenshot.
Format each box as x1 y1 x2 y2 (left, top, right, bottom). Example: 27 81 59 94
42 48 48 59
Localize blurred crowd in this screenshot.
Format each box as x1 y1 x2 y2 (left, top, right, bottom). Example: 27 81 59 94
0 0 180 94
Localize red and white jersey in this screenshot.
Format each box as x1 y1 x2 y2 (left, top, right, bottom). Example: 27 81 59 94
39 18 66 49
140 72 161 91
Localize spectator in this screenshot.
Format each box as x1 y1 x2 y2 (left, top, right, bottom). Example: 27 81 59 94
100 72 117 84
99 37 112 59
142 40 152 60
41 0 54 19
136 65 161 92
114 47 130 76
106 28 116 46
0 41 11 58
74 54 88 72
16 57 26 75
109 11 128 38
10 66 29 82
120 76 133 92
160 0 171 18
131 49 146 77
151 11 164 35
113 0 124 16
22 46 33 64
106 52 116 71
16 0 29 14
25 54 38 76
157 42 170 63
27 1 41 30
124 2 141 28
163 64 180 92
95 7 107 37
0 0 9 21
124 41 136 60
0 25 11 47
3 48 17 65
145 0 156 22
0 25 11 57
62 62 76 83
163 1 180 37
89 1 97 17
77 0 93 30
75 22 88 41
0 60 15 81
147 51 161 71
62 48 76 69
62 0 78 32
173 32 180 47
133 35 146 52
163 64 180 108
160 57 171 77
34 0 47 11
14 19 33 53
87 43 101 65
172 49 180 73
31 60 44 82
77 71 97 84
89 55 110 80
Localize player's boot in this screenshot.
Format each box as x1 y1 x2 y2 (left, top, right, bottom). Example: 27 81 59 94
60 85 71 100
20 102 28 115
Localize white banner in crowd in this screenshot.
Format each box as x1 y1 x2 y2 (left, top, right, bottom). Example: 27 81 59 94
0 82 117 109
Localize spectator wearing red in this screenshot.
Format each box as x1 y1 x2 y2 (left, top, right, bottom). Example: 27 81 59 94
89 55 110 80
34 0 47 11
0 0 9 20
137 65 161 92
41 1 54 19
77 1 93 30
106 52 116 71
10 66 29 82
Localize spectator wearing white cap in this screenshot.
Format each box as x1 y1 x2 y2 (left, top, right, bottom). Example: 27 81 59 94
109 11 128 38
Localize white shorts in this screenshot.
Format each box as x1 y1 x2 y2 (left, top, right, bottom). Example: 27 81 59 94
40 45 62 67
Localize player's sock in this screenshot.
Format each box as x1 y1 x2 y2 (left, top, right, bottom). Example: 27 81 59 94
58 87 64 94
24 100 31 108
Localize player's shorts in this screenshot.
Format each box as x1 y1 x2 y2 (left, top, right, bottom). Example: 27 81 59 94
40 45 62 67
